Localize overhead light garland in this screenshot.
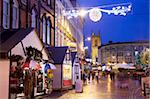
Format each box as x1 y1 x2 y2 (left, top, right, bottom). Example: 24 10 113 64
63 3 132 22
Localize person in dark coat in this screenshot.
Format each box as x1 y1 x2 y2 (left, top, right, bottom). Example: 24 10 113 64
92 71 95 81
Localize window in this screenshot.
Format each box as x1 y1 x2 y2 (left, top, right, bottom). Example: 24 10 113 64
3 0 10 29
47 0 51 5
51 0 55 9
31 9 36 28
117 52 123 56
47 19 51 44
12 0 19 28
95 40 98 46
42 17 46 43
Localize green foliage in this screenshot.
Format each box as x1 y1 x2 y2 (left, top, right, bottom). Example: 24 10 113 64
140 48 150 65
135 53 141 65
26 46 42 62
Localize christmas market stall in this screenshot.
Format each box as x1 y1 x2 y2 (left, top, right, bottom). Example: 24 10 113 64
0 28 51 98
46 46 73 90
71 52 82 88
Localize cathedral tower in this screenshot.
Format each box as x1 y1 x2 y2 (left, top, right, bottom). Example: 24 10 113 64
91 32 101 65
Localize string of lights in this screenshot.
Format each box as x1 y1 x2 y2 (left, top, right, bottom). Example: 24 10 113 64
63 3 132 22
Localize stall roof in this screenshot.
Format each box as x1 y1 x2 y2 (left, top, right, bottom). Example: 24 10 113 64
0 28 34 53
46 46 68 64
71 52 77 64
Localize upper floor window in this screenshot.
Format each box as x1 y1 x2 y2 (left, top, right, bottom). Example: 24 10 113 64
3 0 10 29
12 0 19 28
50 0 54 9
47 0 51 5
31 9 37 28
42 16 46 43
47 19 51 45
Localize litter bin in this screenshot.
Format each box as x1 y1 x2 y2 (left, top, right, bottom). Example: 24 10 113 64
75 79 83 93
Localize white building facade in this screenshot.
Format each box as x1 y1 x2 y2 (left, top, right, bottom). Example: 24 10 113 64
55 0 84 58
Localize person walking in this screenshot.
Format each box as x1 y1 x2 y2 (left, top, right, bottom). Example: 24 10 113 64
83 73 87 84
92 71 95 81
95 71 99 83
110 71 115 80
88 72 91 83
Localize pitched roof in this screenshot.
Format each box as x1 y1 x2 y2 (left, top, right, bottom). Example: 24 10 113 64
71 52 77 64
0 28 34 53
46 46 68 64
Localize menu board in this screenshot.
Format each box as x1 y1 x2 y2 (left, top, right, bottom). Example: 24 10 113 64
63 64 72 86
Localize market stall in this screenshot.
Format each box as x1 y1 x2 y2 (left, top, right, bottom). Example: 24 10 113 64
46 46 72 90
71 52 81 87
0 28 51 98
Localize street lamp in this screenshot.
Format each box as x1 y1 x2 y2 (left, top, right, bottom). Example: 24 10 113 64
85 37 91 41
84 46 88 50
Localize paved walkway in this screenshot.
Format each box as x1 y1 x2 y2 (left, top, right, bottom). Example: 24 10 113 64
38 76 149 99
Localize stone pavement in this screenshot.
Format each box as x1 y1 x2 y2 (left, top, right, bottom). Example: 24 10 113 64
37 76 150 99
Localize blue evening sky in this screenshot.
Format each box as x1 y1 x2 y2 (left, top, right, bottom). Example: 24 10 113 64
77 0 149 46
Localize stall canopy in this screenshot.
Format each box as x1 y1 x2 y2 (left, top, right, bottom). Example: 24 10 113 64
46 46 68 64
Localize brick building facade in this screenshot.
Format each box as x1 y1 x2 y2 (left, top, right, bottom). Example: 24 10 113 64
0 0 55 46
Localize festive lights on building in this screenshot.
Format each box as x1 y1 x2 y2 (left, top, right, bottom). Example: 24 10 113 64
63 3 132 22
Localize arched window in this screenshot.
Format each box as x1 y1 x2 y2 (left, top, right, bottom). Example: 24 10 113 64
31 9 37 28
12 0 19 28
42 16 46 43
47 19 51 45
3 0 10 29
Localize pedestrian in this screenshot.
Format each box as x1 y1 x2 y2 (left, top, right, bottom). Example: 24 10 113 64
92 71 95 81
83 73 87 84
95 71 99 83
112 72 115 80
110 71 115 80
110 71 113 80
88 72 91 82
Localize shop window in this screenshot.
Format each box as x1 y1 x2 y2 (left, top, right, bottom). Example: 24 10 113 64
3 0 10 29
12 0 19 28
